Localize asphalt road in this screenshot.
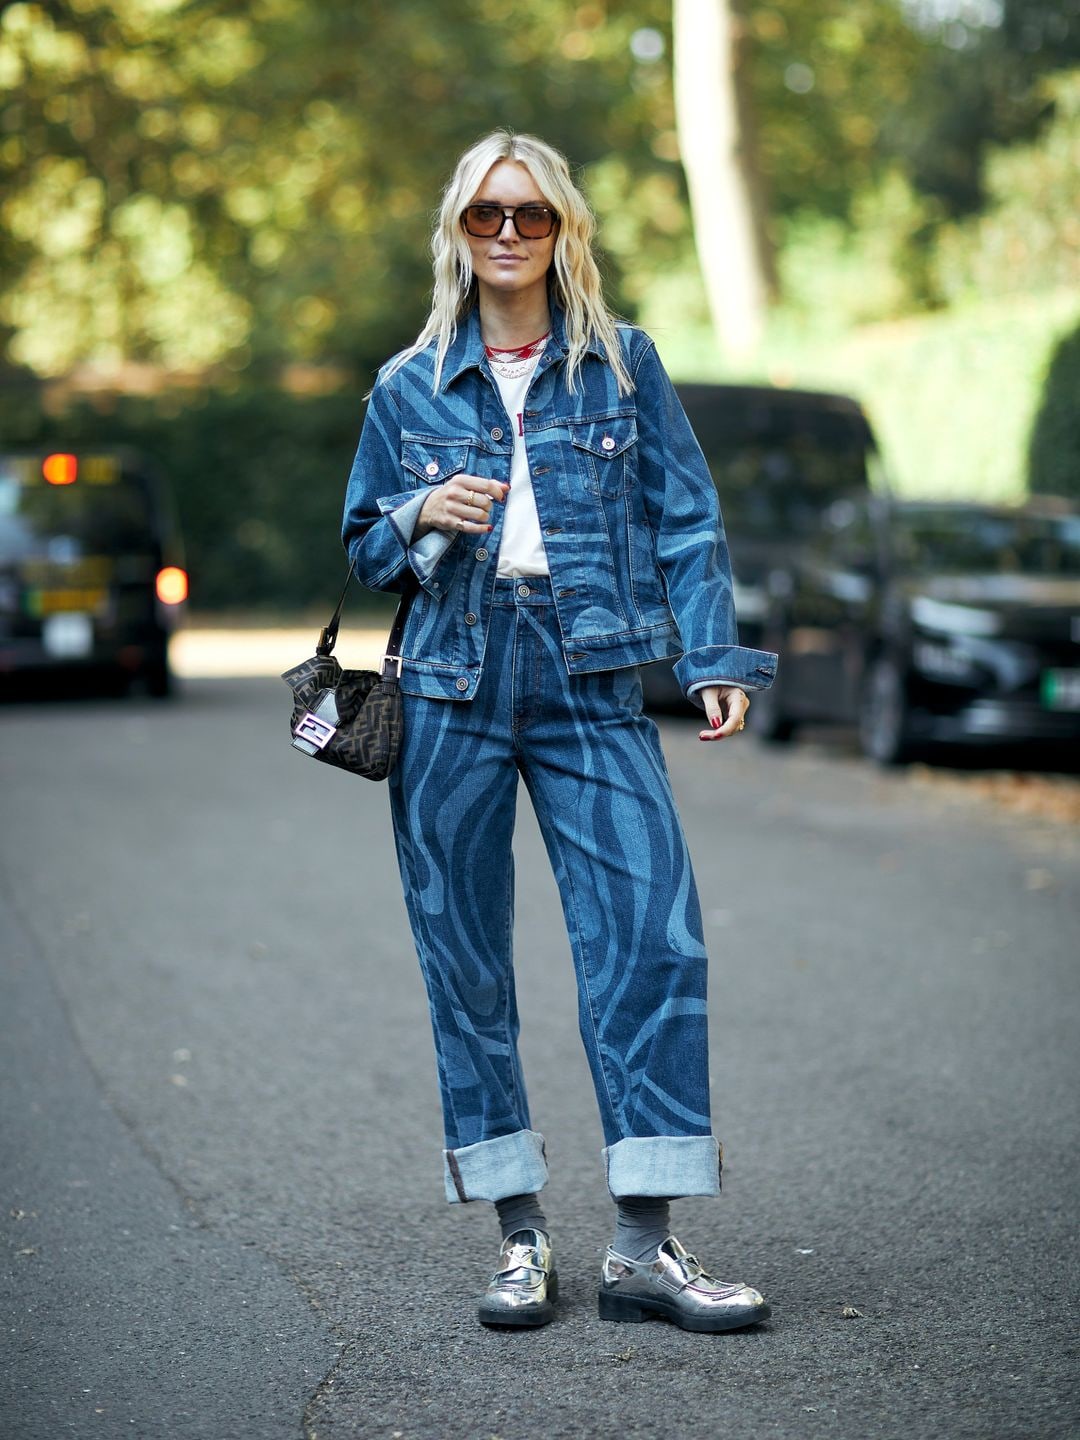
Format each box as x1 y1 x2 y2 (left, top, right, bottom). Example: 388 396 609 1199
2 676 1078 1440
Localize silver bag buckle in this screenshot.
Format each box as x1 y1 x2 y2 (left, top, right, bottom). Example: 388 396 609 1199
293 709 338 752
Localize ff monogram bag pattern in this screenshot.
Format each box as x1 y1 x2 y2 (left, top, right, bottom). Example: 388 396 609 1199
281 568 412 782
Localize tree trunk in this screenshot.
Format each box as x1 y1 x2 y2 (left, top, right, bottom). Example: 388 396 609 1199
673 0 774 359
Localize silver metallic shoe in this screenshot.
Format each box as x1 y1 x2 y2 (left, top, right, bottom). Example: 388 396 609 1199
477 1228 557 1328
599 1236 771 1333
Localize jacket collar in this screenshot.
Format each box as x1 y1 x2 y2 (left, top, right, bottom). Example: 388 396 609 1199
438 300 607 392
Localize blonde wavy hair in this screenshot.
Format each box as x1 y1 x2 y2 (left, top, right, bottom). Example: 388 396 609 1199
387 130 632 396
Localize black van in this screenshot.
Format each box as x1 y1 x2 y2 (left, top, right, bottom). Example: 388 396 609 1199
0 448 187 696
643 383 881 708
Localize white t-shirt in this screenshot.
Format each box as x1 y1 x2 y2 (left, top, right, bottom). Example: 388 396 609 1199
489 347 549 578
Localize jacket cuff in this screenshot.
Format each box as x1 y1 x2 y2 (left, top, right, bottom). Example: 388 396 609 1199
687 680 747 698
378 489 458 595
674 645 778 707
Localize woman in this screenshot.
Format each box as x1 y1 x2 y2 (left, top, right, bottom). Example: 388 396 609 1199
342 131 777 1332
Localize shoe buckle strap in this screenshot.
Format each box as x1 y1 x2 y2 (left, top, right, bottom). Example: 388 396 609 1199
654 1263 689 1295
494 1250 546 1284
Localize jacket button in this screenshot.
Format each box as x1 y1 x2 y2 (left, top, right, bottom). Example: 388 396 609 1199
490 426 504 441
601 436 616 452
474 547 488 561
465 612 477 625
455 677 469 692
516 584 531 598
425 460 440 475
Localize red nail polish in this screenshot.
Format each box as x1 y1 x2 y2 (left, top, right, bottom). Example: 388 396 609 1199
710 715 721 730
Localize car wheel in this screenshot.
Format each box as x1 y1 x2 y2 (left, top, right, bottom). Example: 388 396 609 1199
143 644 173 699
859 654 913 765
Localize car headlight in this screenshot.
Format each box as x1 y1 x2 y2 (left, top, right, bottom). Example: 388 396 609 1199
910 597 1002 637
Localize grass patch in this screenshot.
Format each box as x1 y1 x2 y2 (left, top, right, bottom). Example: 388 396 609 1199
645 281 1079 503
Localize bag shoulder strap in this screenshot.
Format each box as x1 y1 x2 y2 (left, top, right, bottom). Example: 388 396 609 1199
317 564 416 681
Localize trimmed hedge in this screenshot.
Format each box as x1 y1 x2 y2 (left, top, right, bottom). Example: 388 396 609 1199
1028 322 1080 503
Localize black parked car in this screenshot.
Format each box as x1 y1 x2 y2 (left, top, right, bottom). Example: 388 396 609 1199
0 448 187 696
751 496 1080 763
643 384 882 708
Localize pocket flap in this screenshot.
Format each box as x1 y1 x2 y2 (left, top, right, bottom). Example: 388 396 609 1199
569 417 638 460
401 438 471 483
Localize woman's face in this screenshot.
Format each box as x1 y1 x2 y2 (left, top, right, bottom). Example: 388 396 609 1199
463 159 558 303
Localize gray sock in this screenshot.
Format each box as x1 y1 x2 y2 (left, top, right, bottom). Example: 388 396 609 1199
494 1193 549 1243
612 1196 671 1262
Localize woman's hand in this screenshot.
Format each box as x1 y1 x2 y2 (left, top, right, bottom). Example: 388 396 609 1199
415 476 509 539
697 685 750 742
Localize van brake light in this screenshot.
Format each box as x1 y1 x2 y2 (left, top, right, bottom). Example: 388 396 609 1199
43 453 78 485
156 567 188 604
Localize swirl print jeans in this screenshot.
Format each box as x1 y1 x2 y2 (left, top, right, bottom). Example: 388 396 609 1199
389 576 723 1204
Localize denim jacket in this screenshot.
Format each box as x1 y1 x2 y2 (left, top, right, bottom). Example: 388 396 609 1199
341 306 778 705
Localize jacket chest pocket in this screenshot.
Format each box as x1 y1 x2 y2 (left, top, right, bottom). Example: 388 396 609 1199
401 435 473 487
569 417 638 498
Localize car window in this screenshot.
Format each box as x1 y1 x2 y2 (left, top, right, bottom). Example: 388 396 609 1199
697 435 871 539
676 386 876 543
895 508 1080 576
0 456 158 565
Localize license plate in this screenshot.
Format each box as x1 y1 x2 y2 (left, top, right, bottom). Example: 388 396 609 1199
1041 669 1080 711
35 586 108 617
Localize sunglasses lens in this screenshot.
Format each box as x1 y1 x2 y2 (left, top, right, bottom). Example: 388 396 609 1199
516 207 554 237
464 206 502 236
463 206 558 238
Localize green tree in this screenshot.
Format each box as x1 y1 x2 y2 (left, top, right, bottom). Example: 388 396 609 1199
885 0 1080 215
0 0 675 380
1028 322 1080 501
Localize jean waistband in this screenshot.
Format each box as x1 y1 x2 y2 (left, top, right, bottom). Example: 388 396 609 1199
491 575 554 606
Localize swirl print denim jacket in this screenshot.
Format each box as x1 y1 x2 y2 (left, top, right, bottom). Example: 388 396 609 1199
341 306 778 705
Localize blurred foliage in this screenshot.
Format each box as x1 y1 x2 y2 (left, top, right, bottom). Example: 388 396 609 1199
888 0 1080 215
1028 322 1080 502
751 289 1080 504
934 69 1080 302
757 68 1080 327
650 69 1080 506
5 0 1078 381
3 0 1080 608
0 0 676 379
0 381 366 609
742 0 925 220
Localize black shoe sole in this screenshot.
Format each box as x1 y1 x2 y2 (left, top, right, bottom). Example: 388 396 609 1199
598 1287 771 1332
478 1270 558 1328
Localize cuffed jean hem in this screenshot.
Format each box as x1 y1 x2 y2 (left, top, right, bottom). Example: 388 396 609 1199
443 1128 549 1204
603 1135 723 1199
